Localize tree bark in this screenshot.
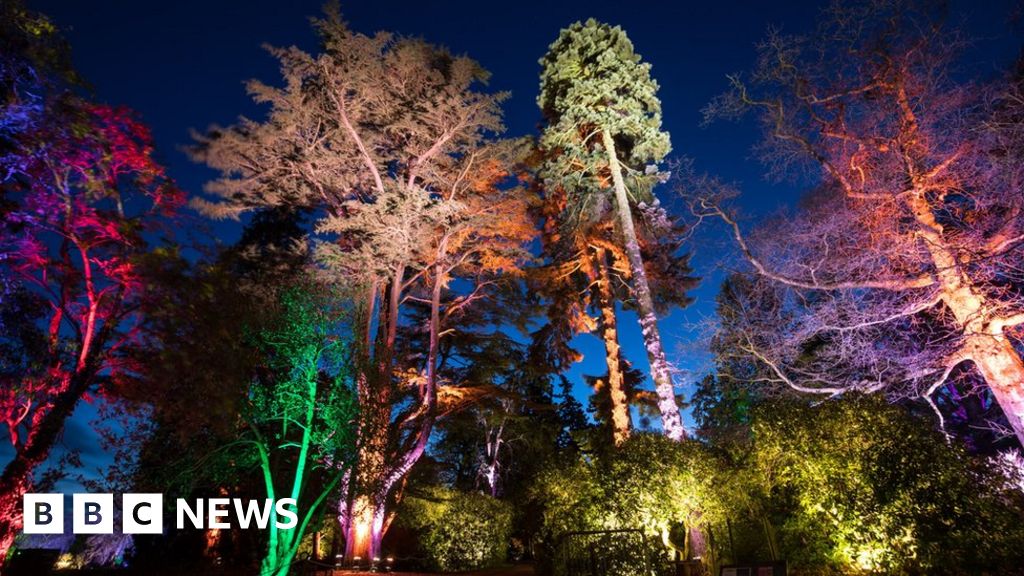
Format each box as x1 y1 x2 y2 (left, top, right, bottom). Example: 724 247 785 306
0 374 90 563
905 189 1024 446
341 258 442 562
968 336 1024 444
342 375 390 563
342 492 385 562
601 127 686 441
594 247 632 446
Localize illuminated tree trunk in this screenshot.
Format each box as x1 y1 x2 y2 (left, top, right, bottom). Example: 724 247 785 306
601 128 685 441
480 423 504 496
342 492 385 562
904 189 1024 445
0 368 92 563
342 398 390 563
342 259 441 562
594 247 631 446
971 337 1024 445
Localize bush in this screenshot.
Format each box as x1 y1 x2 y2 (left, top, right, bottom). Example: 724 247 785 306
531 434 724 575
400 486 513 571
530 400 1024 576
732 396 1024 575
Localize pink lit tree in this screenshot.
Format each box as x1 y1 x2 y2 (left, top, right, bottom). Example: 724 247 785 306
0 100 181 560
694 2 1024 445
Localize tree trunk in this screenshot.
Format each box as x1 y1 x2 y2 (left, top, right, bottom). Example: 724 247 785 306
343 392 390 564
594 247 631 446
0 374 89 564
601 127 686 441
969 335 1024 445
905 190 1024 446
0 476 28 564
343 371 390 563
342 493 385 562
341 260 442 563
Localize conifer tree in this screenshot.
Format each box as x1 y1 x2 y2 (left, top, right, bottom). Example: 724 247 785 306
193 7 533 560
538 19 687 440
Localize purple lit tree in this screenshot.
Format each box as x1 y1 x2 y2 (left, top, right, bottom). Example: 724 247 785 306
694 1 1024 445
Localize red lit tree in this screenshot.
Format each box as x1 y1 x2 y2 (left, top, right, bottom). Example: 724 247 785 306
0 99 180 558
696 2 1024 445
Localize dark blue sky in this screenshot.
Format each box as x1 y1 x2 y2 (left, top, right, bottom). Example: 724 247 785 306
12 0 1020 486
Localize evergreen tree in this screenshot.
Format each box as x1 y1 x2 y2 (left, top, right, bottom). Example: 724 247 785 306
538 19 689 440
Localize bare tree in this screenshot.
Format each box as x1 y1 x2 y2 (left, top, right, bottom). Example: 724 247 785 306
693 1 1024 445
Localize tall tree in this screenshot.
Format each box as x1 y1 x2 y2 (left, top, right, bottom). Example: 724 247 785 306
193 8 533 561
0 96 180 558
696 1 1024 445
534 203 633 445
243 287 357 576
538 19 690 440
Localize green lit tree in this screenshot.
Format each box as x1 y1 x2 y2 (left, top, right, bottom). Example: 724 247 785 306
538 19 686 440
243 287 357 576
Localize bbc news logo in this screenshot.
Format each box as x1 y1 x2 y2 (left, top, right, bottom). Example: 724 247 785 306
23 494 299 534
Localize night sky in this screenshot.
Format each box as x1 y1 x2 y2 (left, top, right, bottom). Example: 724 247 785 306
11 0 1021 490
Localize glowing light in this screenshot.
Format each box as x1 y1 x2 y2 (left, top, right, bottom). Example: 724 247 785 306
55 553 79 569
348 494 375 561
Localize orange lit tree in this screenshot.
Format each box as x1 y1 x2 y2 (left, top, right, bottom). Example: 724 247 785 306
193 8 534 561
697 2 1024 445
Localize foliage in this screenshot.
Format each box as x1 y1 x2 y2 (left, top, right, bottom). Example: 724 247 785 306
538 18 670 222
133 260 357 575
242 285 358 576
533 392 1024 575
0 0 76 159
723 396 1024 574
532 434 722 573
399 486 513 571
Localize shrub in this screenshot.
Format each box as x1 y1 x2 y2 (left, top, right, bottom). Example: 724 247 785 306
400 486 513 571
530 400 1024 576
735 396 1024 574
531 434 724 575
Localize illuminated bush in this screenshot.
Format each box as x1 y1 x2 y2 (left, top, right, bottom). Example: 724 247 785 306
738 396 1024 574
532 434 723 575
532 402 1024 575
400 487 513 571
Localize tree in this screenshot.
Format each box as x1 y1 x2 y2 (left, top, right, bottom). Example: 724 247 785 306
534 197 633 446
128 208 315 573
696 1 1024 446
192 7 534 561
538 19 690 441
243 287 357 576
0 97 180 560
